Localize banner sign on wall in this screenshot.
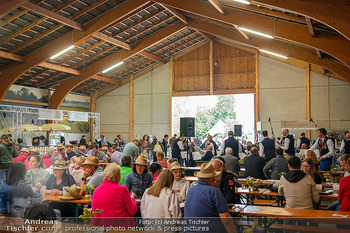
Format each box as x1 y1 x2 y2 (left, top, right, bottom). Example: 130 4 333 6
281 121 315 130
38 109 63 121
68 111 89 122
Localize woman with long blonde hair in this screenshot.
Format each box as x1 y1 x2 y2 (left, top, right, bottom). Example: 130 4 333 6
141 169 180 218
305 150 320 171
302 158 323 184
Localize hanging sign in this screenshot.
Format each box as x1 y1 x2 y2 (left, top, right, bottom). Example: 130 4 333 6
68 111 89 122
38 109 63 121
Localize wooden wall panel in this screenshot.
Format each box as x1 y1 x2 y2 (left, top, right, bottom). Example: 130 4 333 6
173 41 256 96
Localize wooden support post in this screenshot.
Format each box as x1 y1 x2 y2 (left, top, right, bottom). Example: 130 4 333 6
90 92 98 142
209 40 214 95
169 56 174 136
255 50 260 125
306 64 311 139
129 75 134 142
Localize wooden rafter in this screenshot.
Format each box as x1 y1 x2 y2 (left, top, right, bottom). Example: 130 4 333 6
305 17 315 37
208 0 225 14
92 32 131 50
39 62 81 75
17 69 50 85
193 29 213 41
0 0 26 18
139 51 165 63
0 0 151 103
188 20 350 83
0 9 29 28
22 2 85 30
0 51 25 62
159 4 187 23
154 0 350 69
251 0 350 41
90 75 121 85
233 25 249 39
49 21 187 109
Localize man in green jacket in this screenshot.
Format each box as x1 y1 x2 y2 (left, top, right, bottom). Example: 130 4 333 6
0 135 19 182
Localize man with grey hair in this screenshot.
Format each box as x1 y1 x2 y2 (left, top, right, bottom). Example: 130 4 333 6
221 147 240 174
210 159 236 204
192 143 214 161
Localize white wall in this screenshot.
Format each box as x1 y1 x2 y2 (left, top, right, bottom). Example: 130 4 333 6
259 55 350 140
96 63 170 143
96 55 350 143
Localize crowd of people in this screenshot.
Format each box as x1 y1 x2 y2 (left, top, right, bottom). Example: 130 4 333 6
0 127 349 231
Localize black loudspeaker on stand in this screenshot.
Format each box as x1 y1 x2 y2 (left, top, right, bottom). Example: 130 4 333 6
234 125 242 137
180 117 195 137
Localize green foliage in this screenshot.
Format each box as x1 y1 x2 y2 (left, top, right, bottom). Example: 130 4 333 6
195 95 236 136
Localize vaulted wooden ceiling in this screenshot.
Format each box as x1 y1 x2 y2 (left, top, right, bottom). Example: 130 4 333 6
0 0 349 109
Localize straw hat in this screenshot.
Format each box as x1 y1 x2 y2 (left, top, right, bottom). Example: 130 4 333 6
134 138 142 145
134 156 148 166
101 146 108 151
82 156 99 167
31 148 40 154
58 184 82 200
28 146 35 152
65 143 73 148
52 160 67 170
194 163 221 179
76 156 86 166
102 142 108 146
57 144 64 150
20 148 29 153
170 161 182 170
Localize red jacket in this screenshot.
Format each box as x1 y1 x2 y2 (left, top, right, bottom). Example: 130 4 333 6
339 175 350 211
13 153 28 164
42 154 52 169
92 179 137 227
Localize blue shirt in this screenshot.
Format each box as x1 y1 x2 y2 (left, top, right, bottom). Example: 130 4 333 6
184 181 228 217
124 172 152 198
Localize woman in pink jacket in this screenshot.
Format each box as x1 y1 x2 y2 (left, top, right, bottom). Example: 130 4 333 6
92 163 137 227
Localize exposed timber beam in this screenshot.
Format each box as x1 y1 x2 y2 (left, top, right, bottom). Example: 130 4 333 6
305 17 315 37
22 2 85 30
251 0 350 41
219 0 305 24
208 0 225 14
139 51 165 63
0 0 150 104
233 25 249 39
92 32 131 50
0 0 26 18
0 51 25 62
39 62 81 75
154 0 350 69
90 75 121 85
188 20 350 84
193 29 213 41
159 4 187 23
49 22 186 109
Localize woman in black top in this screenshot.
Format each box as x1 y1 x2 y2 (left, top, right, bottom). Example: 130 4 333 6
301 158 323 184
44 160 76 195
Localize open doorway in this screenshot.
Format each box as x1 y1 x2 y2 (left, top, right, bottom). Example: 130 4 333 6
172 94 255 148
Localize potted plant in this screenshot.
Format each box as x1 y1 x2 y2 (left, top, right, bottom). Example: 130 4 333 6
243 221 264 233
83 184 95 201
246 177 255 192
79 207 103 225
323 173 332 185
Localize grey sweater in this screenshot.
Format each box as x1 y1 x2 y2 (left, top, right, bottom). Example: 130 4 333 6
263 155 289 180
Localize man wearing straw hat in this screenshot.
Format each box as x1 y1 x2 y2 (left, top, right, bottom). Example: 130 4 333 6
80 156 104 196
184 163 237 233
65 143 76 160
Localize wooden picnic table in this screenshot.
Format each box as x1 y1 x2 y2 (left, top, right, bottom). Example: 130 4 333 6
43 194 91 217
319 170 345 175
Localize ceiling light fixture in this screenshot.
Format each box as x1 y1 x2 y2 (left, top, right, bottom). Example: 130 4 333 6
260 49 288 59
102 61 124 73
238 27 273 39
50 45 75 59
233 0 250 5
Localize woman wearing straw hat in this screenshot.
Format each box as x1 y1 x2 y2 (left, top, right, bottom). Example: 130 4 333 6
44 160 76 195
92 163 137 227
124 156 152 198
141 169 180 218
170 161 190 201
184 163 237 233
